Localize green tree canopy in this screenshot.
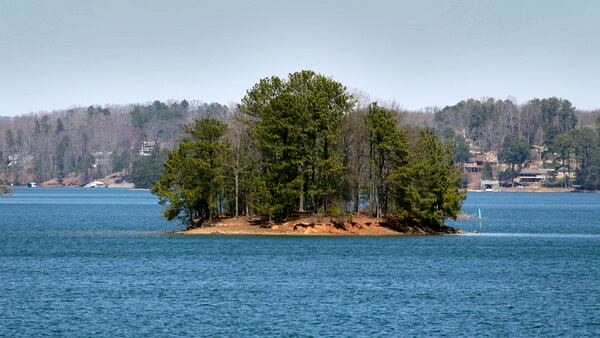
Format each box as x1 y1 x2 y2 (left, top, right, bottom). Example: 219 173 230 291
390 130 465 231
499 134 530 185
151 118 228 228
500 134 530 166
452 135 470 164
240 70 354 220
365 102 407 217
150 71 466 232
130 145 168 189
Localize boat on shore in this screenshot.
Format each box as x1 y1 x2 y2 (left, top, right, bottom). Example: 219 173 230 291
83 180 106 188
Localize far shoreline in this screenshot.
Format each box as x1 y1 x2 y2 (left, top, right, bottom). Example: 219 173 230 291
467 188 578 193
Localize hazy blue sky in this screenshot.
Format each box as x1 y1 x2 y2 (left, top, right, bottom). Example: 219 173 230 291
1 0 599 116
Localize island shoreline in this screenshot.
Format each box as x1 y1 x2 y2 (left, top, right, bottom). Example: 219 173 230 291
170 215 466 237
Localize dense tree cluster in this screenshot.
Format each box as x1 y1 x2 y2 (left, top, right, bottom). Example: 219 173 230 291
241 71 353 220
152 119 229 226
391 130 465 230
499 135 530 186
572 127 600 190
152 71 465 230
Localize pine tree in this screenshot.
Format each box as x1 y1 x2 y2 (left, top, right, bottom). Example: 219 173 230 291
241 70 353 220
499 135 530 186
391 130 465 231
365 103 407 217
151 118 228 228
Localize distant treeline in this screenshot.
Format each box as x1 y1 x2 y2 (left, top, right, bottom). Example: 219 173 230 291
0 100 229 186
1 79 600 190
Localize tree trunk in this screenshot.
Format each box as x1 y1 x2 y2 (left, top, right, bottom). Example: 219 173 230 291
299 164 304 212
375 187 381 218
234 169 239 218
511 164 515 187
354 180 360 214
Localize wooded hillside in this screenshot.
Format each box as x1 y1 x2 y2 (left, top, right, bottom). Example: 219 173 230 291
0 101 228 186
432 97 600 189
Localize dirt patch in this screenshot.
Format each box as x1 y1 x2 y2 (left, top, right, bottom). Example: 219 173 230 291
176 213 457 236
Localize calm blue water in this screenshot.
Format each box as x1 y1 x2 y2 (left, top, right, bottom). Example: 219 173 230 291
1 189 600 336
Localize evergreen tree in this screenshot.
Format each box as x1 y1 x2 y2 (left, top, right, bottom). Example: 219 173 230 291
56 118 65 135
499 135 530 186
552 132 574 188
151 118 228 228
55 136 70 180
452 135 471 164
390 130 465 231
365 102 407 217
240 70 353 220
130 145 168 188
573 128 600 190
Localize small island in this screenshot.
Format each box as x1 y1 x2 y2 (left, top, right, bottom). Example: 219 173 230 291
153 71 465 235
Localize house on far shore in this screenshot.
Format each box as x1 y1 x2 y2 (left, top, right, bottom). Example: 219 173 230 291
556 167 576 181
464 151 498 173
515 169 555 184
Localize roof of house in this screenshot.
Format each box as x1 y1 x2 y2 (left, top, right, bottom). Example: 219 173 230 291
470 154 486 162
469 152 498 163
519 169 555 175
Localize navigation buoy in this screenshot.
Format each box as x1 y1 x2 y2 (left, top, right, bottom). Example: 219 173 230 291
478 208 483 233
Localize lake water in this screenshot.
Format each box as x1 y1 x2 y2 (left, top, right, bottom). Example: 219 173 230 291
1 188 600 336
